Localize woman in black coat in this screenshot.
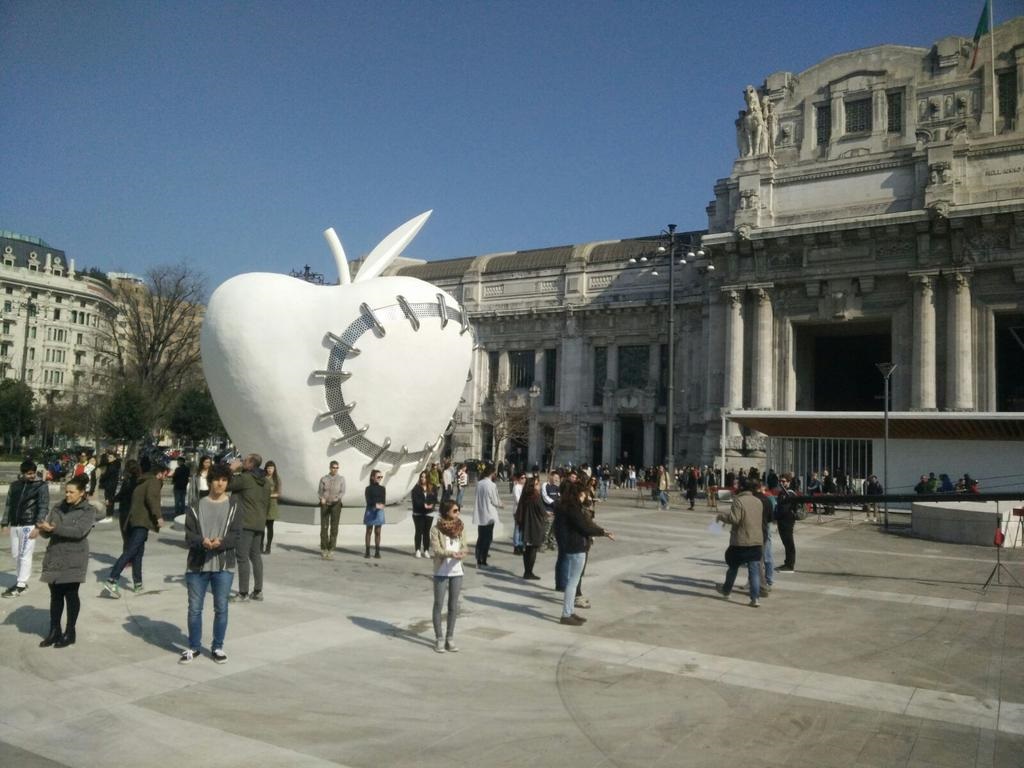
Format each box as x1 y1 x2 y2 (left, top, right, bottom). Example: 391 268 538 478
515 477 547 580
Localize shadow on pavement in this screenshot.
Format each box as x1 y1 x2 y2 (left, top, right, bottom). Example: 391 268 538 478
2 604 49 635
122 614 189 652
463 594 559 623
348 615 434 648
484 583 561 603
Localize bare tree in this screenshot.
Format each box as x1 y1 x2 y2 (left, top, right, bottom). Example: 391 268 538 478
101 265 205 418
541 412 578 471
485 387 531 464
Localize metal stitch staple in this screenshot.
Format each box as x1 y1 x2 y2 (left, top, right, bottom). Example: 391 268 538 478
459 306 469 334
359 303 386 336
436 294 449 328
324 332 361 356
395 295 420 331
365 437 392 467
330 425 368 449
312 370 351 381
316 403 357 423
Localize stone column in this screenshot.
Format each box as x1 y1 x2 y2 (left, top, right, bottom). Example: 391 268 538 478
643 418 655 467
723 289 744 435
602 418 615 465
606 345 619 394
946 271 974 410
911 274 937 410
751 287 774 410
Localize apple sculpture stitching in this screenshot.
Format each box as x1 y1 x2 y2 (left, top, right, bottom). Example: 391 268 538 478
200 211 474 508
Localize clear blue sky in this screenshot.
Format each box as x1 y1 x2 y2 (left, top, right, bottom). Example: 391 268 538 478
3 1 1020 291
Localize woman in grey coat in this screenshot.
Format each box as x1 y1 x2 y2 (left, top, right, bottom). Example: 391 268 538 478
36 475 94 648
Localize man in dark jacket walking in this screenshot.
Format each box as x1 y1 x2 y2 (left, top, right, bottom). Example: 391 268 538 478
228 454 270 602
2 460 49 597
104 461 170 597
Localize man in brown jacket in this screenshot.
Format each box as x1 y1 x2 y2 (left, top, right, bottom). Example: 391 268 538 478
103 461 170 597
714 477 764 607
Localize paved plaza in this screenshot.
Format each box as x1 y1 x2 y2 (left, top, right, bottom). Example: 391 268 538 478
2 486 1023 768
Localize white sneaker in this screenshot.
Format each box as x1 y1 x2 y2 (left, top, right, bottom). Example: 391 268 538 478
414 549 422 558
179 649 199 664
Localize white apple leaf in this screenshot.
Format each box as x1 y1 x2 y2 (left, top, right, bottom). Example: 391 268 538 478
353 210 432 283
322 228 352 285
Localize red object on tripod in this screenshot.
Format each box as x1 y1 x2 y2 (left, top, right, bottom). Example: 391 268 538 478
995 528 1006 547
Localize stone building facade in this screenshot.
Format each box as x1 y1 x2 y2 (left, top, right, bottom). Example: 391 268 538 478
0 232 118 408
702 17 1024 460
387 18 1024 472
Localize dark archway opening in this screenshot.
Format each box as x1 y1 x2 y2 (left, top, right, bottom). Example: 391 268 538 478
996 314 1024 411
618 415 643 466
795 321 892 411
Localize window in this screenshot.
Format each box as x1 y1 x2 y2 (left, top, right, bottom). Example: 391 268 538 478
76 333 83 345
2 321 11 334
816 104 831 145
508 350 535 389
26 370 33 382
71 310 78 323
47 328 68 342
487 350 499 399
845 98 872 133
75 351 85 365
2 300 11 313
999 70 1018 127
543 349 557 406
52 309 60 320
28 348 35 361
887 91 903 133
658 344 669 406
29 326 36 340
618 345 650 389
53 295 60 303
4 287 11 294
593 346 607 406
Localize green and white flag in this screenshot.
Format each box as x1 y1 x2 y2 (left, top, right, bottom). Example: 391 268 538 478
971 0 991 69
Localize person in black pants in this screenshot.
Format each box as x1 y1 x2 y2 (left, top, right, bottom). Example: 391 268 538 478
775 474 797 572
411 471 437 558
37 475 95 647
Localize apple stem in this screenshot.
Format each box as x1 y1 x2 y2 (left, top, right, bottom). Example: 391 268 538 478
322 228 352 285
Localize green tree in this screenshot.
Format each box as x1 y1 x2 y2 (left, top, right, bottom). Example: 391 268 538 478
0 380 36 454
100 385 152 447
167 385 224 446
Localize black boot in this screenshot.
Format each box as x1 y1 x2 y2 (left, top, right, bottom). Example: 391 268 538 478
39 625 61 648
364 546 371 559
54 628 76 648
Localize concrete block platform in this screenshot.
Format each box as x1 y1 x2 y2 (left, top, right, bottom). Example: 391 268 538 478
1 488 1023 767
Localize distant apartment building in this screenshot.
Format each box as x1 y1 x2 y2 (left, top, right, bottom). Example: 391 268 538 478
0 231 118 407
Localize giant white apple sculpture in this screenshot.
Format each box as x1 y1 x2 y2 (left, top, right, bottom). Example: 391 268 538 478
200 211 474 507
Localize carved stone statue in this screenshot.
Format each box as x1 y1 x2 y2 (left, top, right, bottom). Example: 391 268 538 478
761 94 776 158
741 85 766 158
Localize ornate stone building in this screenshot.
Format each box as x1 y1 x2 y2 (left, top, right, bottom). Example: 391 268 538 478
392 19 1024 476
0 232 118 408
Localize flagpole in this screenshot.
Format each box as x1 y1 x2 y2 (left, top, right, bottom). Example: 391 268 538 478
990 0 997 137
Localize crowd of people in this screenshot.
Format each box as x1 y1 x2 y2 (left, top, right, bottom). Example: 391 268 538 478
5 448 919 660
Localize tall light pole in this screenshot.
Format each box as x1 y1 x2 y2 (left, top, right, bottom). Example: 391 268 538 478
876 362 896 530
629 227 712 475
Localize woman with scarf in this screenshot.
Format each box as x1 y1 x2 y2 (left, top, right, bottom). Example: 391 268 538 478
429 499 466 653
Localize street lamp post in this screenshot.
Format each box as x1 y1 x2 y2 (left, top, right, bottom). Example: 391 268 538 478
876 362 897 530
629 227 713 476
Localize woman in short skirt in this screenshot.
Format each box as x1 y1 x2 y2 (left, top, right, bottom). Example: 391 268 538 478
363 469 386 558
